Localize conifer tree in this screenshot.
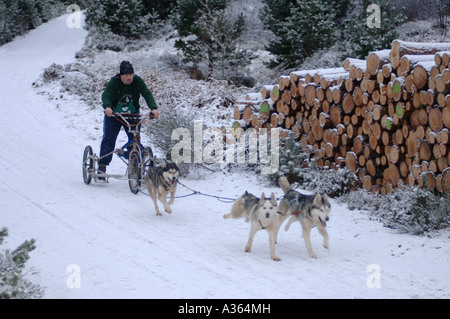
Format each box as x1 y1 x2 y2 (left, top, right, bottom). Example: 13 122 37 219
0 0 66 45
85 0 152 39
0 227 44 299
260 0 349 69
0 0 17 44
270 132 307 183
172 0 227 77
142 0 177 21
344 0 406 58
172 0 251 82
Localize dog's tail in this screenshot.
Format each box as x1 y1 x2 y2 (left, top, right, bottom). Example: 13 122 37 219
278 176 292 194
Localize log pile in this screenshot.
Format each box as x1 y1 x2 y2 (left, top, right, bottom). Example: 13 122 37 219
233 40 450 194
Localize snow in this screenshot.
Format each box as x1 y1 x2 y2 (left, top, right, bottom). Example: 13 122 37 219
395 40 450 52
311 67 347 76
369 49 391 60
1 13 450 300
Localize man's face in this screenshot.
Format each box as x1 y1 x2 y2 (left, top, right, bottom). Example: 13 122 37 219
120 73 134 85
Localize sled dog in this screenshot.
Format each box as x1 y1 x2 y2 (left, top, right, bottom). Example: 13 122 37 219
278 176 331 259
145 161 180 216
224 192 281 261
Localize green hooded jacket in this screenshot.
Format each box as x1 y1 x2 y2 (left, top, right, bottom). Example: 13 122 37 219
102 74 157 113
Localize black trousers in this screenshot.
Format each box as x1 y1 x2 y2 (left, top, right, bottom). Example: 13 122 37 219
99 115 139 165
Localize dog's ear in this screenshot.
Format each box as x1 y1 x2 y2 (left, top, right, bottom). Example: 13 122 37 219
323 194 330 203
270 192 277 205
260 193 266 202
313 194 322 206
162 160 167 168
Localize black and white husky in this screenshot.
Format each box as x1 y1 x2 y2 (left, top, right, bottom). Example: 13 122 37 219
278 176 331 259
145 161 180 216
224 192 282 261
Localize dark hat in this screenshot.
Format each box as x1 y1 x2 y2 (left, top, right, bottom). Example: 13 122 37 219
120 61 134 75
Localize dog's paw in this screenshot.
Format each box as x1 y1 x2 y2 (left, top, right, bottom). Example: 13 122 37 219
165 207 172 214
156 212 162 216
272 256 281 261
309 253 317 259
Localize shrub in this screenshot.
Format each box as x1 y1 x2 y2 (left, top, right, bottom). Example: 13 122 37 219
0 227 44 299
42 63 64 83
268 133 358 197
339 187 450 235
295 163 359 198
85 0 151 39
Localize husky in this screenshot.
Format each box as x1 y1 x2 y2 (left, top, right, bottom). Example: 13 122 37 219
145 161 180 216
278 176 331 259
224 192 281 261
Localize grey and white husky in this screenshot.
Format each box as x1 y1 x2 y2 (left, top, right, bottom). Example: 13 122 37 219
278 176 331 259
224 192 282 261
145 161 180 216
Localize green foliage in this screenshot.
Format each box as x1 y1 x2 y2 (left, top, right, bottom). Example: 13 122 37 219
344 0 406 59
268 133 358 197
142 0 177 21
340 187 450 235
260 0 349 69
173 0 227 36
0 227 44 299
269 132 307 183
85 0 152 39
294 163 359 198
172 0 252 82
0 0 66 45
259 0 406 69
259 0 297 32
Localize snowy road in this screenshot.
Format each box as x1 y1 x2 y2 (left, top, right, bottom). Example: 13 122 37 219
1 13 449 299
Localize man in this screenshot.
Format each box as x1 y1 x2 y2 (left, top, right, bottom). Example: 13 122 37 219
98 61 159 176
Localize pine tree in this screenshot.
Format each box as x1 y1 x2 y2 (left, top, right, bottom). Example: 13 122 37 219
345 0 406 59
0 0 66 45
172 0 227 77
16 0 41 33
269 132 307 183
85 0 152 39
259 0 297 32
172 0 251 82
0 0 17 44
260 0 349 69
0 227 44 299
142 0 177 21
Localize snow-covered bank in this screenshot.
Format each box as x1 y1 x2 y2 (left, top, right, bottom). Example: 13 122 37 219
1 13 449 299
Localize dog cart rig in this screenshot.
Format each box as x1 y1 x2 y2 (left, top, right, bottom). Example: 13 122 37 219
82 113 155 194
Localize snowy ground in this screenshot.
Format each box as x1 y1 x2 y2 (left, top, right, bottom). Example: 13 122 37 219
1 13 450 300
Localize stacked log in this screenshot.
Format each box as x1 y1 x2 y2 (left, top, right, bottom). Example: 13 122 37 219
233 40 450 194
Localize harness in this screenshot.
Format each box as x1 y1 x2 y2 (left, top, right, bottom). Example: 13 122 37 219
259 211 290 230
243 194 258 210
258 219 267 230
